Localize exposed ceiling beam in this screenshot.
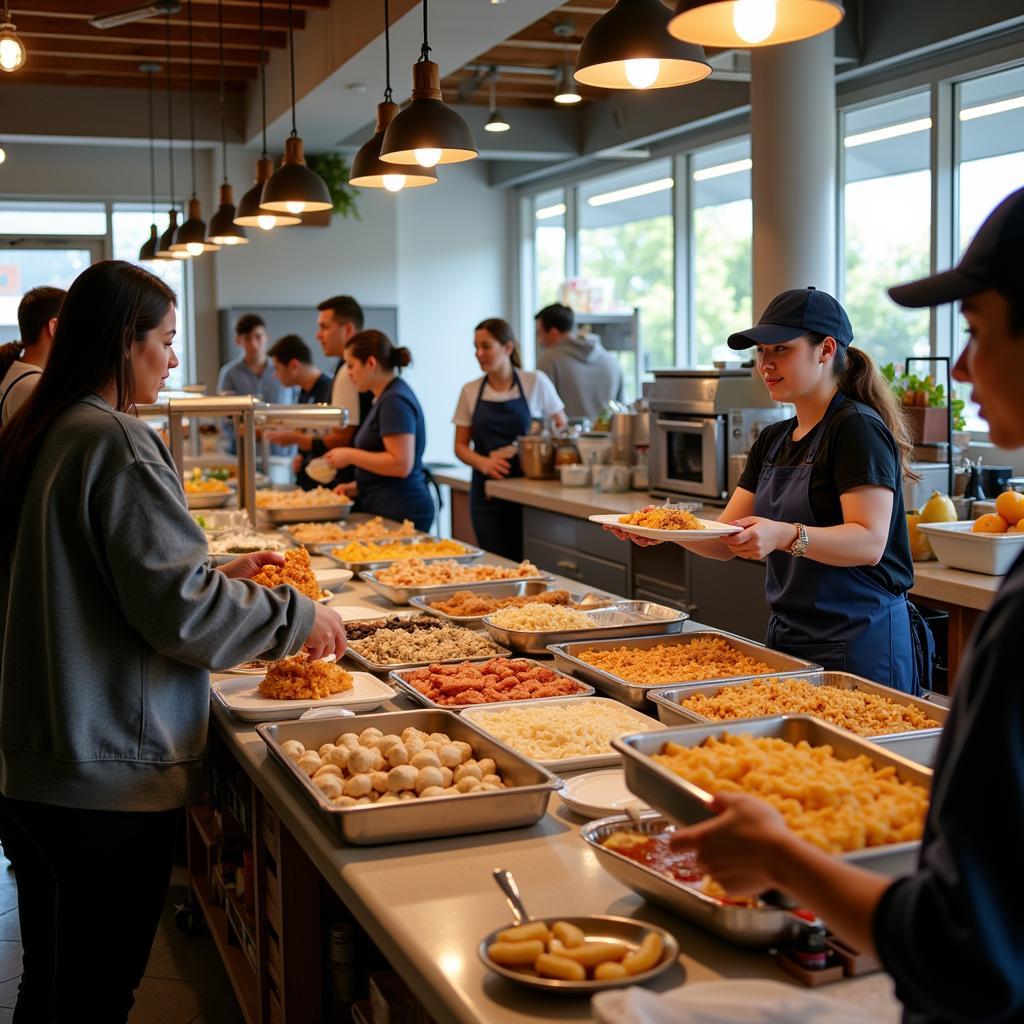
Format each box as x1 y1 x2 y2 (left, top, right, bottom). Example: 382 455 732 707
22 4 306 30
13 14 286 49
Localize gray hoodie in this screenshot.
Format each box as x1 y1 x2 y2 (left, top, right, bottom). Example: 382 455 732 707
0 395 315 812
536 333 624 421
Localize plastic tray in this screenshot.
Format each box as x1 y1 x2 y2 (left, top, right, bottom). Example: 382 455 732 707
548 631 819 709
257 709 559 844
916 521 1024 575
360 569 555 606
612 715 931 877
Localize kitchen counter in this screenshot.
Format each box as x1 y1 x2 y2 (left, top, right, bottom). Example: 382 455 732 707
207 557 901 1024
909 562 1003 611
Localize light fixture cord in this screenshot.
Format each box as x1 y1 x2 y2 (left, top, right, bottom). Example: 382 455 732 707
383 0 392 102
147 69 157 220
489 70 496 113
418 0 430 63
187 0 197 199
287 0 297 138
258 0 268 157
165 14 176 207
218 0 227 184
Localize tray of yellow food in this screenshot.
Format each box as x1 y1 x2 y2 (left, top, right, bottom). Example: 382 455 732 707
322 537 485 573
612 715 932 877
184 475 235 509
256 709 560 843
589 505 741 543
580 813 798 948
257 486 353 524
548 632 819 708
360 559 554 606
281 517 421 549
649 672 947 766
482 600 688 655
409 584 613 625
211 655 394 721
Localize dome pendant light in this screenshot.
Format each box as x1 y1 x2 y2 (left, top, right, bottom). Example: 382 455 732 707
483 71 510 133
260 0 332 214
0 7 26 73
554 64 582 105
350 0 437 190
207 0 248 245
172 0 219 255
138 63 166 264
379 0 477 167
668 0 844 48
574 0 711 90
157 16 189 260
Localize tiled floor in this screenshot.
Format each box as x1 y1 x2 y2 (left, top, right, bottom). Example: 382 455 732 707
0 852 245 1024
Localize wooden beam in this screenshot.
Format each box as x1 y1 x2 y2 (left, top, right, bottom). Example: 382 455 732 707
6 69 243 89
24 41 266 67
16 53 256 78
23 5 306 31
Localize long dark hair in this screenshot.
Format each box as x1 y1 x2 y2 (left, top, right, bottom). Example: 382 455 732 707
475 318 522 369
345 330 411 372
0 342 22 381
0 261 177 553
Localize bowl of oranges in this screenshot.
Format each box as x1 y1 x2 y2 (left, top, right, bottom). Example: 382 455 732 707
917 490 1024 575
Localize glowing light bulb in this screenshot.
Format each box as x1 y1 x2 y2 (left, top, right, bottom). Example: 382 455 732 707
285 200 305 215
172 250 190 260
732 0 777 43
414 148 442 168
382 174 406 193
186 241 205 256
0 145 6 165
0 34 25 73
258 214 276 231
624 59 660 89
219 236 241 245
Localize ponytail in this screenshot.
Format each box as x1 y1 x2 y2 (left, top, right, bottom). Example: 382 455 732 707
345 329 411 372
0 342 22 381
830 341 918 482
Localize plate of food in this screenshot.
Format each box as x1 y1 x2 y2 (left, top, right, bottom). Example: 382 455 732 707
211 655 394 721
185 475 235 509
589 506 741 543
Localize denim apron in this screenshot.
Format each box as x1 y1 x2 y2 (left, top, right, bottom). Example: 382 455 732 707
755 390 918 693
469 370 532 560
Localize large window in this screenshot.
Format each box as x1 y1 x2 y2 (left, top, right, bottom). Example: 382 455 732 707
691 138 752 366
533 188 566 311
577 159 674 399
841 93 932 369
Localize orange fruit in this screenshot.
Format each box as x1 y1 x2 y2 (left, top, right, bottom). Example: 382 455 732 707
995 490 1024 526
972 513 1009 534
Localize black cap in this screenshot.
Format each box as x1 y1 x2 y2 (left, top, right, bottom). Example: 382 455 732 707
727 287 853 350
889 186 1024 308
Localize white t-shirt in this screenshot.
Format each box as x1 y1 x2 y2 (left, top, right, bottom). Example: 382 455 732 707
331 364 361 426
452 369 564 428
0 359 43 425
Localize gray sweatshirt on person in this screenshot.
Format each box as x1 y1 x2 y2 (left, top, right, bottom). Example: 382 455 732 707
536 333 624 421
0 395 315 812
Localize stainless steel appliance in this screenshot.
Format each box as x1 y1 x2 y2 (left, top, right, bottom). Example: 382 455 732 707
649 369 789 502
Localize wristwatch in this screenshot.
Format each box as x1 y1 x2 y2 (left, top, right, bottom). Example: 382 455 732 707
789 523 809 558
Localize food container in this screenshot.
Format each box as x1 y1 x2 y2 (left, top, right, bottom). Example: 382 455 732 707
581 813 802 948
321 538 485 574
517 434 556 479
461 696 662 771
360 569 555 606
345 636 512 674
576 433 613 467
548 632 819 709
558 463 590 487
409 583 611 626
916 521 1024 575
649 671 948 766
280 526 428 550
257 710 560 844
186 489 234 509
263 502 353 525
594 464 631 493
483 601 688 656
612 715 931 877
390 662 594 712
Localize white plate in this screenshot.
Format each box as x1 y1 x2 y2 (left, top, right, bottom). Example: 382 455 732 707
589 513 742 543
558 768 650 820
211 671 394 721
315 568 355 590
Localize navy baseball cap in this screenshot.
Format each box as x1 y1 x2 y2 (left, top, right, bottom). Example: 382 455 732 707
889 186 1024 308
727 286 853 350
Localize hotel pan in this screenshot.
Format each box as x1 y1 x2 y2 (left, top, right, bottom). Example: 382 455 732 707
344 636 512 674
360 569 555 606
262 502 352 525
320 537 486 574
408 581 609 625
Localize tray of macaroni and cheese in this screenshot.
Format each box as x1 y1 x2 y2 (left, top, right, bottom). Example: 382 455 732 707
547 631 819 709
649 671 948 766
612 715 932 877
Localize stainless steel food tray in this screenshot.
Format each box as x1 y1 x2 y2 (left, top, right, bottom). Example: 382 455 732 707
360 569 555 606
257 709 560 844
548 631 819 708
390 661 595 711
581 813 802 948
409 581 573 625
262 503 352 525
320 538 485 574
280 526 430 550
649 671 947 767
483 601 688 655
612 714 931 877
345 635 512 674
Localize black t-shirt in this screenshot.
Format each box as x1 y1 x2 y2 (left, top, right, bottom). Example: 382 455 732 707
737 398 913 594
298 371 333 405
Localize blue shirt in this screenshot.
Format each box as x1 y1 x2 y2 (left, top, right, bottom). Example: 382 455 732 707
217 357 296 454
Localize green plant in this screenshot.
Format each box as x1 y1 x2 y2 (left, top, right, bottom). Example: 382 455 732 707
306 153 360 219
881 363 966 431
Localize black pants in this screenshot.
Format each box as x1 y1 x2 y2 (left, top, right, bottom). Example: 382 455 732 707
470 495 524 562
0 795 178 1023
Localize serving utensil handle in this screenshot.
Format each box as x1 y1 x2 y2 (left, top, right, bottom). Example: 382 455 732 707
492 868 529 924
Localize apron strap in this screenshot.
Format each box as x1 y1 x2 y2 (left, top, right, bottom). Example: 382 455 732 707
763 389 846 467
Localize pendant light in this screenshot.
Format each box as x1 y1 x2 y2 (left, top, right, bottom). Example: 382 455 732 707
138 63 166 264
207 0 248 245
259 0 332 214
552 25 581 105
172 0 219 255
379 0 477 168
157 15 189 260
0 7 26 73
0 144 6 165
483 70 510 133
350 0 437 191
235 0 300 229
574 0 710 90
668 0 844 48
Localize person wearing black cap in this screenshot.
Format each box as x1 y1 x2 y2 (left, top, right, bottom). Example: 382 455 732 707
609 284 925 693
663 187 1024 1024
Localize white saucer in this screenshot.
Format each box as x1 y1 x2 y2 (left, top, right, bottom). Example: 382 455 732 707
558 769 649 820
315 567 355 590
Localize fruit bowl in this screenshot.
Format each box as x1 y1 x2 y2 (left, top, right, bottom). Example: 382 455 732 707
916 521 1024 576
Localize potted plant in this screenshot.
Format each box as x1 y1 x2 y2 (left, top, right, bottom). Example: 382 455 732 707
881 364 966 444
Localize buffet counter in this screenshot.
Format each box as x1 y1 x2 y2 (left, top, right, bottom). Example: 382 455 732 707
206 560 902 1024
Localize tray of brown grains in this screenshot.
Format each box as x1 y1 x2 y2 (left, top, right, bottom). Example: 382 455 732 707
345 622 511 673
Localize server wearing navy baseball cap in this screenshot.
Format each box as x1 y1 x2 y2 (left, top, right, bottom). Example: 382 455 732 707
656 189 1024 1024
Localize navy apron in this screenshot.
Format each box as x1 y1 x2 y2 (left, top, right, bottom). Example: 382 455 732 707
469 370 532 561
754 390 918 694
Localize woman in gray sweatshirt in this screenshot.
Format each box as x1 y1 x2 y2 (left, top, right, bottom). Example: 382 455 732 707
0 261 346 1023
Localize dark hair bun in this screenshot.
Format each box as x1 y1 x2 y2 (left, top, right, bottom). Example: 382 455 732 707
393 346 412 369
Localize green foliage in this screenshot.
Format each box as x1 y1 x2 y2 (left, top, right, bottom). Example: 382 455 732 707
307 153 360 219
880 363 967 431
